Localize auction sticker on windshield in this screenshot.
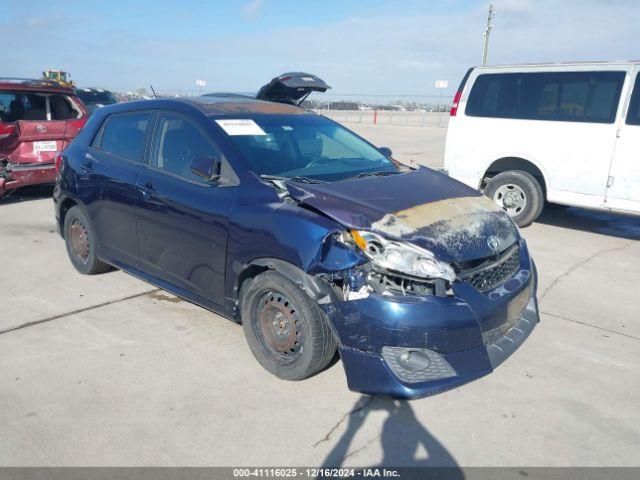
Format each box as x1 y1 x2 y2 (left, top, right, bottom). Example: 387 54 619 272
215 119 266 136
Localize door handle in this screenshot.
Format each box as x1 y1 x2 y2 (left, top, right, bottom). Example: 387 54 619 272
140 184 154 200
139 182 161 204
141 182 155 199
81 153 99 172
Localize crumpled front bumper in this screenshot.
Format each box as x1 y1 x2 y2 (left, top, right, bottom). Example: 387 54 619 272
322 240 539 399
0 161 56 197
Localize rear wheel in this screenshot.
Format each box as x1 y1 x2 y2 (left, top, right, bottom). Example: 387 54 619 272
241 270 337 381
63 206 111 275
485 170 544 227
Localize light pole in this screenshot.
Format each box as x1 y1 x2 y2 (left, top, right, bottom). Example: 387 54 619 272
196 79 206 95
482 4 496 66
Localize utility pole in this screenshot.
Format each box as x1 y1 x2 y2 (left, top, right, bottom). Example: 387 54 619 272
482 4 496 66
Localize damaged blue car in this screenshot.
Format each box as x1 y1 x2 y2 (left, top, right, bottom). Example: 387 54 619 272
54 74 539 399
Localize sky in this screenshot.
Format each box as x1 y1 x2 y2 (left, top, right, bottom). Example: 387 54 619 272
3 0 639 100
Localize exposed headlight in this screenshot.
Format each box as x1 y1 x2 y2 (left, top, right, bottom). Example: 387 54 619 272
347 230 456 282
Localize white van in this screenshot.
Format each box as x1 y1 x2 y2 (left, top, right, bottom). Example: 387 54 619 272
444 61 640 226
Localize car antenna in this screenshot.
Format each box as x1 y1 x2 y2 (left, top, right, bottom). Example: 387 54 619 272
149 85 158 99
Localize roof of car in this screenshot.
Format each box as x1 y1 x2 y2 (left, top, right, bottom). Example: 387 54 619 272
179 95 307 115
0 78 76 94
474 60 640 69
117 96 308 115
76 87 114 92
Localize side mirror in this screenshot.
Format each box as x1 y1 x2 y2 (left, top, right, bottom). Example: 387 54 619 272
190 155 221 181
379 146 393 158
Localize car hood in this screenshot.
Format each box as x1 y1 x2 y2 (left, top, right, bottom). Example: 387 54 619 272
284 168 519 262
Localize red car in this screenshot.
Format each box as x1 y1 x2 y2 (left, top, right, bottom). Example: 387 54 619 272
0 78 88 198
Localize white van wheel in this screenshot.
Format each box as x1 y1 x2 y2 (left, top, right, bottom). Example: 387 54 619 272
494 183 527 215
485 171 544 227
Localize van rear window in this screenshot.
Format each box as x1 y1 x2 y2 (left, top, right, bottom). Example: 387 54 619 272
465 71 625 124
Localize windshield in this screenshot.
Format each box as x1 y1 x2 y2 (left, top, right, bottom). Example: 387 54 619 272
76 90 117 105
216 114 399 182
47 71 66 81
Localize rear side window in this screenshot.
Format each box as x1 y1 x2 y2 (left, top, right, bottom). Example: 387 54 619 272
625 74 640 126
0 91 82 122
97 112 150 162
466 71 625 123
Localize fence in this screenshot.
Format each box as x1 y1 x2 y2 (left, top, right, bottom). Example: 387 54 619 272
304 91 453 127
314 109 450 128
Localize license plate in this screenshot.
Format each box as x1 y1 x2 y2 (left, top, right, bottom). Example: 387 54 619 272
33 141 58 152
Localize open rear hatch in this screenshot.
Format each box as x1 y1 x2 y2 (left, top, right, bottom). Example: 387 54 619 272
256 72 330 105
0 88 86 165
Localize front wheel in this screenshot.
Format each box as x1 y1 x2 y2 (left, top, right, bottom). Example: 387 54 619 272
241 270 337 381
485 170 544 227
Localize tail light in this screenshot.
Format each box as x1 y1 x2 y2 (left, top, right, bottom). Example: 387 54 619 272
0 123 17 140
450 90 463 116
54 152 64 174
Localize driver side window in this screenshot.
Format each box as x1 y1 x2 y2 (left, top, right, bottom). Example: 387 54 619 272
152 113 219 182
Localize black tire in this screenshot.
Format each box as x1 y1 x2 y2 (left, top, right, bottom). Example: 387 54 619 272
63 206 111 275
240 270 337 381
485 170 544 227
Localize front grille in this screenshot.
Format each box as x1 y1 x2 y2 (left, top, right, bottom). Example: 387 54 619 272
458 244 520 292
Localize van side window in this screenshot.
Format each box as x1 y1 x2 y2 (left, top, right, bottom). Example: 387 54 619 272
97 112 150 162
466 71 625 124
152 113 220 182
625 74 640 126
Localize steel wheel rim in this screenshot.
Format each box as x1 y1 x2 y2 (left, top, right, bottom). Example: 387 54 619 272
69 219 89 264
256 292 303 361
493 183 527 216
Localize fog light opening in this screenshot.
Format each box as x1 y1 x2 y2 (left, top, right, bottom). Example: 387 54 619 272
398 350 431 372
381 346 456 384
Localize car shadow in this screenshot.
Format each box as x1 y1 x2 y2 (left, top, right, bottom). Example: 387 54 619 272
0 184 54 205
535 205 640 240
320 395 464 478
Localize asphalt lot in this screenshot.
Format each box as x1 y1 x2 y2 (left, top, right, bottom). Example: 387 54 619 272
1 122 639 467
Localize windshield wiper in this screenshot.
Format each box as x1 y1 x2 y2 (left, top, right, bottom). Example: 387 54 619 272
354 170 403 179
259 174 326 184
